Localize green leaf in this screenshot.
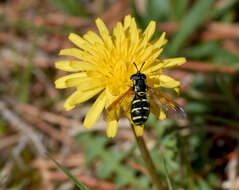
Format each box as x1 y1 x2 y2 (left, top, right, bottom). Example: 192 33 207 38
74 132 91 143
115 166 135 189
48 154 89 190
133 176 151 190
198 178 212 190
85 136 108 164
168 0 214 56
97 150 121 179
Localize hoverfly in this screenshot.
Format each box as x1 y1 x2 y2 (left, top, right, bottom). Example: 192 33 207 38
130 62 150 125
108 62 186 124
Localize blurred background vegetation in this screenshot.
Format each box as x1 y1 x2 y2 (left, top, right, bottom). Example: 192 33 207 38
0 0 239 189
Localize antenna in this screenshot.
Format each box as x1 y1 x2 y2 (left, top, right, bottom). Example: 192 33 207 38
139 62 146 72
133 62 139 72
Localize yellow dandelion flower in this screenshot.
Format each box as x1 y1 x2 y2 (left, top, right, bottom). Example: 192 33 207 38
55 15 186 138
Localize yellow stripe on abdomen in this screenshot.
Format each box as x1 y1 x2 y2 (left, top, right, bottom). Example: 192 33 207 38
132 99 141 104
132 116 142 120
131 107 142 112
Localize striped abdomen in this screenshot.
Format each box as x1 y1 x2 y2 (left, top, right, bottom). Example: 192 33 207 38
131 94 150 125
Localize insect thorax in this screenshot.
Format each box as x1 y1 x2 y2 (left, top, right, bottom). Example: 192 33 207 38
130 72 147 95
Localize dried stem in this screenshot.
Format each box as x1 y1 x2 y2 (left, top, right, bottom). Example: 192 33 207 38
131 126 164 190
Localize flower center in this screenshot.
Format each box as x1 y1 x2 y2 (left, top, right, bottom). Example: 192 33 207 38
106 60 131 96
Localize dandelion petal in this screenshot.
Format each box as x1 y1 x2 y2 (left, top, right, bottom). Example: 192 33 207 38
83 91 106 129
143 21 156 42
162 57 186 69
64 87 103 111
55 60 94 72
55 73 87 89
106 120 118 138
159 74 180 88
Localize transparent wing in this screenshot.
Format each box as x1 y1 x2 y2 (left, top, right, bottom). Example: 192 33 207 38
103 88 133 122
107 88 133 112
149 88 186 120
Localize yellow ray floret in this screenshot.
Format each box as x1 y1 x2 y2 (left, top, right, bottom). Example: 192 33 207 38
83 90 106 129
54 15 186 137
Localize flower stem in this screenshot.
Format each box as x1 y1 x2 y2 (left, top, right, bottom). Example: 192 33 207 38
132 126 163 190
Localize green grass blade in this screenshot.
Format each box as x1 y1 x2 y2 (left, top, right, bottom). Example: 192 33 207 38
217 76 239 118
211 0 238 19
0 172 4 184
7 180 27 190
162 156 174 190
49 0 90 17
48 154 89 190
170 0 189 21
17 63 33 102
17 32 39 102
147 0 170 21
168 0 214 56
205 115 239 127
181 41 219 59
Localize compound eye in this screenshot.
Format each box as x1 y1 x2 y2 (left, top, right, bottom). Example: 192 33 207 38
130 74 138 80
141 74 146 79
